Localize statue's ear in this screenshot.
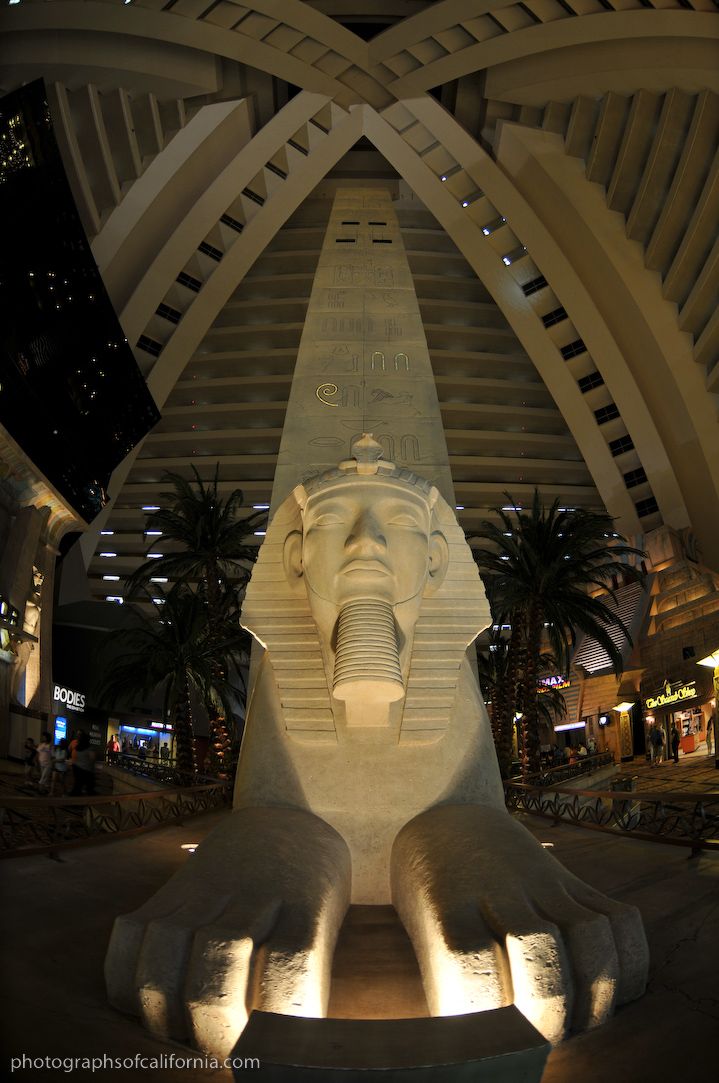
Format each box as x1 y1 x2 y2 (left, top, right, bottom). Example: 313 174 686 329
283 530 304 592
426 530 449 594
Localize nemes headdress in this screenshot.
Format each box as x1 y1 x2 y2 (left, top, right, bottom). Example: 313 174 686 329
241 435 490 745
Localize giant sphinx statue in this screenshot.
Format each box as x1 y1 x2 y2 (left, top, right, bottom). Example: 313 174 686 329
105 435 648 1057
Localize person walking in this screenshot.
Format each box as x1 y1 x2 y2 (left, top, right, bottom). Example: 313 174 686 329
649 723 665 766
70 732 96 796
36 732 53 793
23 737 37 783
51 737 69 795
670 724 680 765
707 715 714 757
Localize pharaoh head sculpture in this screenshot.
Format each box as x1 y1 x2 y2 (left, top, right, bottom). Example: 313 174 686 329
241 436 491 740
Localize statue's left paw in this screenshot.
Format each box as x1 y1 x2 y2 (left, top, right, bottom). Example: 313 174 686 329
391 804 648 1044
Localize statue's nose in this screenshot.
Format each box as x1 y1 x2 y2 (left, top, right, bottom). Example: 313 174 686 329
346 510 386 553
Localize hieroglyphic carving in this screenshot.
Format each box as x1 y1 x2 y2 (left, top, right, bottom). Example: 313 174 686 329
321 346 359 374
326 291 345 310
316 383 339 407
401 434 420 461
315 383 361 408
321 316 373 336
369 389 414 409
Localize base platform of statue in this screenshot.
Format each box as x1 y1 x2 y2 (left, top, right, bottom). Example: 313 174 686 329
232 1006 550 1082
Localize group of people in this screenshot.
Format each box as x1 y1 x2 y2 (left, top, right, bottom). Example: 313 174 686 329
649 714 715 766
23 730 96 795
108 736 171 763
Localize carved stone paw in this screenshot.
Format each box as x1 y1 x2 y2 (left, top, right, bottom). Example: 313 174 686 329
105 806 351 1057
391 804 648 1044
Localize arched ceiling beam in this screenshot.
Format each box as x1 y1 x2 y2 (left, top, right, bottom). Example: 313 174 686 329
107 93 353 385
0 3 345 99
484 37 719 106
495 122 719 567
387 14 719 98
0 30 220 99
364 99 681 539
371 0 517 65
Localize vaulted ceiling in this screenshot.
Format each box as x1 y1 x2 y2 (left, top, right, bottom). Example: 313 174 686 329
2 0 717 594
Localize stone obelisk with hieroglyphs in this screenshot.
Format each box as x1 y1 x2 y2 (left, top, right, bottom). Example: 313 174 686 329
272 188 454 511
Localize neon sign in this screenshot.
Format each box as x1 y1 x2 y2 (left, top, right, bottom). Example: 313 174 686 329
53 684 85 711
644 680 697 711
538 674 570 693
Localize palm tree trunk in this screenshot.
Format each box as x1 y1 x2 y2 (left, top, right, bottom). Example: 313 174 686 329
497 622 522 778
173 678 197 777
520 602 543 780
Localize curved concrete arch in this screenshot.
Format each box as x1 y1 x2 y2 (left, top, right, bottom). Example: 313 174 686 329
361 104 642 537
389 13 719 98
495 122 719 567
113 92 336 354
140 107 363 409
385 97 697 537
0 29 220 99
0 3 345 98
371 0 517 65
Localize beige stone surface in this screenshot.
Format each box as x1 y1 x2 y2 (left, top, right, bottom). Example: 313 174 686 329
104 190 649 1063
272 188 454 511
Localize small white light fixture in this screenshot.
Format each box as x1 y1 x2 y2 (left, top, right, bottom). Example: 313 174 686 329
100 530 114 536
99 552 117 558
103 575 120 582
181 843 198 853
106 596 124 604
455 505 464 510
142 505 160 511
150 577 168 583
254 530 267 536
253 503 270 510
697 650 719 668
145 530 162 536
613 701 634 712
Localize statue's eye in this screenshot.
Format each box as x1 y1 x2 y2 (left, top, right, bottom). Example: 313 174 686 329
388 514 422 528
312 513 344 526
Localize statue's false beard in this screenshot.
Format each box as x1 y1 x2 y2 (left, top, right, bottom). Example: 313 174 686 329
331 600 405 727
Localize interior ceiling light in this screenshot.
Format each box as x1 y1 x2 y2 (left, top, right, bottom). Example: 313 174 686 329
697 650 719 667
613 702 634 712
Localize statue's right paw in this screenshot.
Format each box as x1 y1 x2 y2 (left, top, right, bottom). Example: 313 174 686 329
104 807 351 1057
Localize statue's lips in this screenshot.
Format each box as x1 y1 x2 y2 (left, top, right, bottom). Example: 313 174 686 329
340 560 390 576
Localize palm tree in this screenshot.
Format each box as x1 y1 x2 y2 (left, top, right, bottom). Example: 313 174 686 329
127 465 265 613
95 587 249 778
477 630 518 779
473 491 644 779
126 466 265 769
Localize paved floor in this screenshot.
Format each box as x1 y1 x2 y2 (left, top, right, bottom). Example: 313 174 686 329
1 802 717 1083
617 744 719 795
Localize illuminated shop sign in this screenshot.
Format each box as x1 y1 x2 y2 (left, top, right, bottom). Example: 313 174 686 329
644 680 697 711
539 674 570 693
53 684 85 711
